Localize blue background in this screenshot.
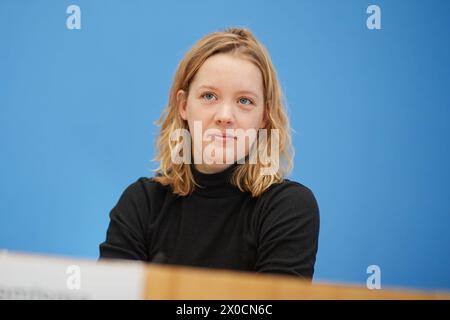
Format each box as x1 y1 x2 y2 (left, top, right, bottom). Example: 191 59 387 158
1 0 449 291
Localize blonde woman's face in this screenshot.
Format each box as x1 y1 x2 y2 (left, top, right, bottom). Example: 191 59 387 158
178 53 266 174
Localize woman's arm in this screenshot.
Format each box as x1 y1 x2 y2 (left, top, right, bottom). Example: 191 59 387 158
99 180 150 261
255 182 320 279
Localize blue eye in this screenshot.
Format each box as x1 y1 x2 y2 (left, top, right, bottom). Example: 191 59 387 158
239 97 253 105
202 93 216 101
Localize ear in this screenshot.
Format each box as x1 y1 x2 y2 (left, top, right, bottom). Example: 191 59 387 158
177 89 187 120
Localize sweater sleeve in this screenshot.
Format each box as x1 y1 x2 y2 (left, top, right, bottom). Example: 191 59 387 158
99 179 150 261
254 182 320 279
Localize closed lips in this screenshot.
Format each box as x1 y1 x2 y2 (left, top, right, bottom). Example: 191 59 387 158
209 133 236 139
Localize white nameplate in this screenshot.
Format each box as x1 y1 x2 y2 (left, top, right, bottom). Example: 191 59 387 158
0 251 145 299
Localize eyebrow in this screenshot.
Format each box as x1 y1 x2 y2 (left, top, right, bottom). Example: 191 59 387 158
196 85 260 99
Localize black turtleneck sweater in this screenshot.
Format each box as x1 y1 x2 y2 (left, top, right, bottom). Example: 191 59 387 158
99 163 320 279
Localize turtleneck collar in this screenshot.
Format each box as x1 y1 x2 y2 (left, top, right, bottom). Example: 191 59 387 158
190 162 243 198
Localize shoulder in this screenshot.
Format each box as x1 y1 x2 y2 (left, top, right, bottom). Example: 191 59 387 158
114 176 172 214
254 178 320 232
259 179 319 213
120 176 170 199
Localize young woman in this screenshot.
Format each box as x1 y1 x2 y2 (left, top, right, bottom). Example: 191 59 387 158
100 28 320 279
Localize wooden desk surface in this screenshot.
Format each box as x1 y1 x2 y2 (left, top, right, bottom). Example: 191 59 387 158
144 264 450 300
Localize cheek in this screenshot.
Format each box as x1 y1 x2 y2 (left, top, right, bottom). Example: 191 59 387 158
240 112 265 131
256 108 266 127
186 101 213 122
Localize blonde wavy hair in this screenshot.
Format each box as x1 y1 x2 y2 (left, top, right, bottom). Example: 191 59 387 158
152 27 293 198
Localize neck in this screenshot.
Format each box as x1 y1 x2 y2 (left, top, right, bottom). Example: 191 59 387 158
190 162 242 198
193 163 235 174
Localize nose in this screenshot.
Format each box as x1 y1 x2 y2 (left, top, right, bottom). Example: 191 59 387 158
214 102 234 127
